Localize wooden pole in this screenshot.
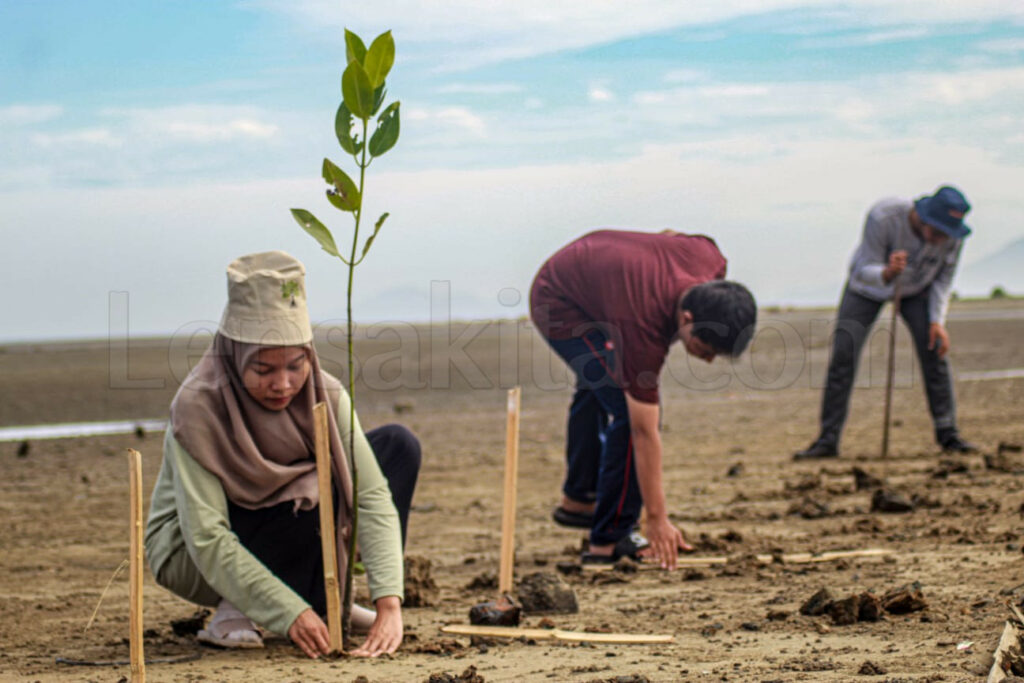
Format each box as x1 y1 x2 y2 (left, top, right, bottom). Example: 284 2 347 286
313 402 343 654
499 386 521 594
881 288 901 458
127 448 145 683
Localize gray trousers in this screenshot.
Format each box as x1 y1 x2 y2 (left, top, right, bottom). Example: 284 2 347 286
817 286 957 447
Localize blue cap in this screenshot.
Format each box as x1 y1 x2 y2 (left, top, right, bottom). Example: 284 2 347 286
914 186 971 239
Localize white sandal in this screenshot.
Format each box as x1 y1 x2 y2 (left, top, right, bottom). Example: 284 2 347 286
197 600 264 649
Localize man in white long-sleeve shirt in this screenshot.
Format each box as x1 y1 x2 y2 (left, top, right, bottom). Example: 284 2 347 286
795 185 977 459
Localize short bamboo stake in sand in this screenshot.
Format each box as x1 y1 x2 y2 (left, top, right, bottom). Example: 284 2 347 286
499 386 522 594
881 288 901 458
313 402 343 653
127 448 145 683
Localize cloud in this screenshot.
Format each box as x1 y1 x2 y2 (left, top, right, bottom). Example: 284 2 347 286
436 83 524 94
30 128 122 148
797 26 930 49
165 119 279 142
588 85 614 102
979 38 1024 53
249 0 1024 68
405 106 487 136
0 105 63 126
99 106 281 143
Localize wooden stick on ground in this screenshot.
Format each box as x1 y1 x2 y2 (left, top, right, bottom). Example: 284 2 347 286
126 448 145 683
441 624 673 645
313 402 343 654
881 287 901 458
582 547 894 572
499 386 522 594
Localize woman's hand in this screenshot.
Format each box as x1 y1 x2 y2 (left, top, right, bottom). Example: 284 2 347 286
351 596 403 657
288 608 331 659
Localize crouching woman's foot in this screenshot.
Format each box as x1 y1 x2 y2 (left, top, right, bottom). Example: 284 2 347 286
197 599 263 649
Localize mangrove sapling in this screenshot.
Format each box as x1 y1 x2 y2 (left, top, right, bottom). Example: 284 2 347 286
290 28 400 645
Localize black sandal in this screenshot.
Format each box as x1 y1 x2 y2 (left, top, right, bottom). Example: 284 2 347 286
552 506 594 529
580 530 650 565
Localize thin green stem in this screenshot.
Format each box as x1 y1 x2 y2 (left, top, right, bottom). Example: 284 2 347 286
341 117 369 644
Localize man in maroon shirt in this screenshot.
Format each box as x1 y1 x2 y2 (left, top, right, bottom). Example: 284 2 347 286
530 229 756 569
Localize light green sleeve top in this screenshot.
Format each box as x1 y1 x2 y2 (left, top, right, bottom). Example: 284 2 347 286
144 390 404 636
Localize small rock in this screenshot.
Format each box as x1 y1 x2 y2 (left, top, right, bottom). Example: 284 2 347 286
555 561 581 576
466 572 498 591
469 595 521 626
790 497 830 519
739 622 760 631
766 609 789 621
852 467 883 490
828 594 861 625
726 462 744 477
16 440 30 458
858 592 883 621
516 572 578 614
881 581 927 614
800 587 834 616
134 424 146 439
871 489 915 513
858 660 887 675
392 399 415 415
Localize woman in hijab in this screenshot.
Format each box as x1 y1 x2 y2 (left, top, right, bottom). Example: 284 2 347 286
145 251 420 658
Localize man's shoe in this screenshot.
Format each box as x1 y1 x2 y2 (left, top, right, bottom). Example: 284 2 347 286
793 441 838 460
940 434 978 454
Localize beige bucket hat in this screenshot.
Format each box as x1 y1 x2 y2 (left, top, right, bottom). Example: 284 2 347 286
218 250 313 346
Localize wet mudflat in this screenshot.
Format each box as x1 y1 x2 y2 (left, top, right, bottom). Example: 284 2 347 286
2 299 1023 681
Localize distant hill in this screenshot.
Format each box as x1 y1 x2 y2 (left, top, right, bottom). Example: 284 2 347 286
956 236 1024 298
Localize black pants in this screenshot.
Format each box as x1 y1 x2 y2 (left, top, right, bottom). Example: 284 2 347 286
227 424 421 615
817 286 957 448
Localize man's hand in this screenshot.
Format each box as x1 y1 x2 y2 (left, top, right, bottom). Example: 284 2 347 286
351 596 403 657
928 322 950 358
883 250 908 283
288 608 331 659
642 514 694 571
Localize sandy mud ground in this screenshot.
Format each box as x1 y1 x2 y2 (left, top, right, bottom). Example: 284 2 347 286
2 299 1024 682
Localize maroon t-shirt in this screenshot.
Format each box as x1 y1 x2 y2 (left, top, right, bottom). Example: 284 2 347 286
530 229 727 404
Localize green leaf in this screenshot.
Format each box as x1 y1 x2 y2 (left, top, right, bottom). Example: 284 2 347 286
342 61 375 119
363 31 395 88
372 84 387 116
334 102 358 155
361 212 389 259
321 158 360 211
290 209 339 257
368 102 400 157
344 29 366 65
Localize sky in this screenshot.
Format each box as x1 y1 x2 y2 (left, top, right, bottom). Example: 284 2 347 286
2 0 1023 342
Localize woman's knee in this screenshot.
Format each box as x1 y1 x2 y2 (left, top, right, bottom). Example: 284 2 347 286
374 423 422 470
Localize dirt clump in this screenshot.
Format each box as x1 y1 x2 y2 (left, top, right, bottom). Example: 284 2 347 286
881 581 927 614
800 587 834 616
790 497 830 519
427 665 484 682
465 571 498 591
726 462 744 477
827 594 861 625
986 451 1024 473
853 466 884 490
858 592 883 621
931 458 968 478
169 608 210 637
516 572 578 614
871 489 915 513
858 660 887 674
405 555 440 607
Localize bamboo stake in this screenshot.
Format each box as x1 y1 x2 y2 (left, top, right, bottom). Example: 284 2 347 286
127 449 145 683
499 386 522 594
881 287 901 459
441 624 674 645
313 402 343 654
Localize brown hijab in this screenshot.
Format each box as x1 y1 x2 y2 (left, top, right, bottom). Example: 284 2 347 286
170 333 354 517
